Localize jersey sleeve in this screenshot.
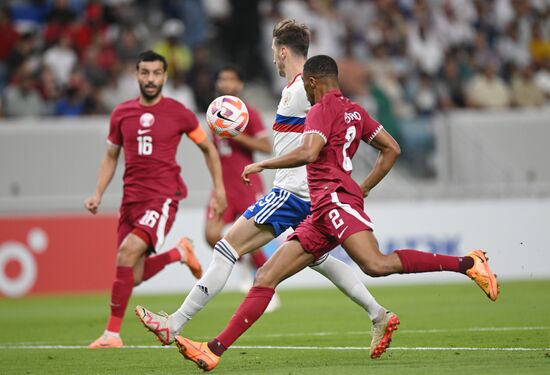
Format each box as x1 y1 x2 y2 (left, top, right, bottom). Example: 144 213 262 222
244 107 268 138
180 106 207 144
107 107 122 147
304 104 329 143
360 109 383 144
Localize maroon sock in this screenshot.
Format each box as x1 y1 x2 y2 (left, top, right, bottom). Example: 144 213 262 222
208 286 275 355
106 266 134 332
250 249 267 268
395 249 474 274
142 248 181 281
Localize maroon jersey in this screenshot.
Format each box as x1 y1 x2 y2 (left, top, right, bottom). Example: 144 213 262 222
303 90 383 209
212 105 267 201
108 97 200 204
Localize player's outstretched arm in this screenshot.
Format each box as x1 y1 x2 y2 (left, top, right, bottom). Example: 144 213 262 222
196 137 227 219
85 144 121 214
242 133 324 183
360 129 401 197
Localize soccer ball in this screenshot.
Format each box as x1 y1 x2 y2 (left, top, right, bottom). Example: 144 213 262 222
206 95 249 138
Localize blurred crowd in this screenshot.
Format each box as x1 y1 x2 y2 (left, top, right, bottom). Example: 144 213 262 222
1 0 549 175
1 0 549 119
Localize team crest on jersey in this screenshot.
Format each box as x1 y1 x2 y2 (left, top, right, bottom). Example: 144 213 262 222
282 91 292 107
140 113 155 127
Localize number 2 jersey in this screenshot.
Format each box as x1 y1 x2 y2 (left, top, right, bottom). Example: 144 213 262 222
107 96 205 205
303 89 383 210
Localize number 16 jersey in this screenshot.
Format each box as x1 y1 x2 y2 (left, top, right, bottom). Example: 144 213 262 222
108 97 202 204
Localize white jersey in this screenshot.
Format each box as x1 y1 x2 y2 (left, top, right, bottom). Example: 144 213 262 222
272 74 311 200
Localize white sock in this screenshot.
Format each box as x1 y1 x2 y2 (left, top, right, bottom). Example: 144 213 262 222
170 239 239 333
310 255 383 320
103 330 120 338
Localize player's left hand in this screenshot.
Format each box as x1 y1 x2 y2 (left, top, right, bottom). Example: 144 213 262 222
242 163 264 184
208 189 227 219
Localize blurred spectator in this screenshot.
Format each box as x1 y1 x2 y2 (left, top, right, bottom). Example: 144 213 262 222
0 6 19 89
164 70 197 112
100 62 138 112
82 45 108 88
7 31 40 77
369 44 414 120
409 72 439 116
42 34 78 87
533 58 550 98
529 21 550 64
70 2 108 58
498 21 531 67
43 0 77 46
180 0 208 48
115 26 143 65
4 62 49 117
407 17 444 75
472 31 500 71
437 57 467 109
54 67 93 116
36 64 60 105
154 19 193 79
466 62 511 108
510 64 545 107
434 1 475 49
188 45 215 112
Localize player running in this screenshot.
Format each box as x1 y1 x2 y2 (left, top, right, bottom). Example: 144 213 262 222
86 50 226 349
174 55 499 371
136 20 393 355
204 66 278 307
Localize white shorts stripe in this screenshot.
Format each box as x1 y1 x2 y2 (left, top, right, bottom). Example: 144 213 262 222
330 192 374 230
256 190 290 224
254 192 285 222
155 198 172 250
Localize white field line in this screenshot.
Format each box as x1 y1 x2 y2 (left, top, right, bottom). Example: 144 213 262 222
255 326 550 338
0 345 549 351
1 326 548 347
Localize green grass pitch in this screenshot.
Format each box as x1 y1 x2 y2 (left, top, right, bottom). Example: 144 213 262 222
1 280 549 374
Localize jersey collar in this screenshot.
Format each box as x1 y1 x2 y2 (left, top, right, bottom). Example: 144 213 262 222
286 73 302 88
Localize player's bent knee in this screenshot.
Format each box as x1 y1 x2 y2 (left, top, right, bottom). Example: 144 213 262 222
253 265 278 288
116 241 145 267
205 232 220 248
359 260 388 277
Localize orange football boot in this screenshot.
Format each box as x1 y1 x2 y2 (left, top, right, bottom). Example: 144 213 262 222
466 250 499 301
175 336 220 372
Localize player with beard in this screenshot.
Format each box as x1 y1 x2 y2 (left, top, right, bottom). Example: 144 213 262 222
86 50 226 348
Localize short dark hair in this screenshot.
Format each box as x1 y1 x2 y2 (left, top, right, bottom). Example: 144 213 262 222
303 55 338 78
136 50 168 71
216 65 244 82
272 19 309 58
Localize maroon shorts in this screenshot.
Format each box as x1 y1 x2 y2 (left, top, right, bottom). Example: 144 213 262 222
288 191 373 260
118 198 179 252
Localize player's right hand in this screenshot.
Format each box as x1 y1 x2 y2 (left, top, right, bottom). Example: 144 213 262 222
84 194 102 214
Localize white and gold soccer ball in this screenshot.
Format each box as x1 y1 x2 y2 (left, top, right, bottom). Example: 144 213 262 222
206 95 249 138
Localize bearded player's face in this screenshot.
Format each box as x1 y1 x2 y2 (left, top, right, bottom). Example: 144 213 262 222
136 60 166 101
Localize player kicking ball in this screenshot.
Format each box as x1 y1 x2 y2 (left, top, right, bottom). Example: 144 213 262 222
174 55 498 371
136 20 396 359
